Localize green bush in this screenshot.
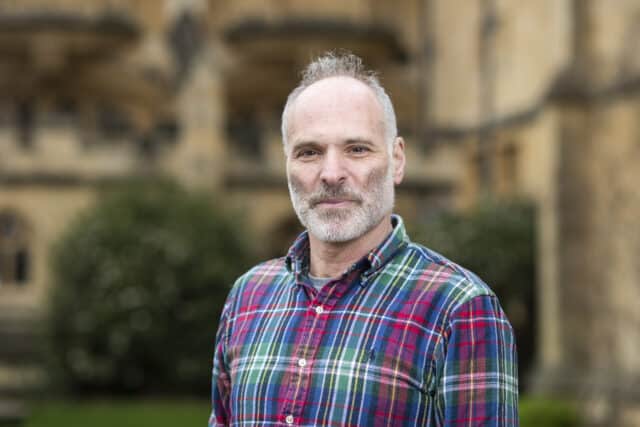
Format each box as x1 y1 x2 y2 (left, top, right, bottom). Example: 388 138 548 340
411 198 537 387
47 179 254 395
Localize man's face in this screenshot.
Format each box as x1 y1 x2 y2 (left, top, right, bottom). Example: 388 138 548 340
284 76 404 243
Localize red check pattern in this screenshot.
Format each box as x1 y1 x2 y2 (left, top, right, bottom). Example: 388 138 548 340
210 216 518 426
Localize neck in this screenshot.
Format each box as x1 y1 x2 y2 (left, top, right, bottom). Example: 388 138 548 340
308 215 393 278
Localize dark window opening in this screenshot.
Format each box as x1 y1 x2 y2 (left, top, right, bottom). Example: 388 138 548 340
17 100 35 149
502 143 518 183
227 114 263 159
154 120 180 144
499 142 519 194
169 11 203 83
0 103 12 128
15 249 29 284
98 105 133 141
46 97 78 127
137 133 156 158
0 211 31 286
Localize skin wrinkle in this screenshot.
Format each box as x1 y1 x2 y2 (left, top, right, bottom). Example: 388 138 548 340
288 158 393 243
209 54 519 427
284 76 405 278
281 54 397 152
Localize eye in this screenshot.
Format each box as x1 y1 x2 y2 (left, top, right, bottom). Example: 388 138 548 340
348 145 371 155
295 148 319 159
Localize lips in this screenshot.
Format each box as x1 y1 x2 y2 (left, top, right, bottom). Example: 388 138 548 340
311 196 360 208
307 187 362 208
317 201 352 209
317 199 352 205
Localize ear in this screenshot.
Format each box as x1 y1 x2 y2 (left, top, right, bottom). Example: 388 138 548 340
392 137 406 185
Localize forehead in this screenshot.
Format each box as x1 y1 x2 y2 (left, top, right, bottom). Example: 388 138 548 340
287 76 385 143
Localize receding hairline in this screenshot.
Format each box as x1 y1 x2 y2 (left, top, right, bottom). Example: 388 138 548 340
282 75 388 147
281 51 398 153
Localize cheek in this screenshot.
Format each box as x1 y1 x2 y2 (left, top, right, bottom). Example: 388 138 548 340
287 169 309 193
363 162 391 189
288 162 321 192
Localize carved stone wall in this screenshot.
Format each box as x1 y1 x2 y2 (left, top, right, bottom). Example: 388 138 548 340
0 1 638 424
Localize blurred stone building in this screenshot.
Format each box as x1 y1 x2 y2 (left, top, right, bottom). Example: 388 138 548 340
0 0 638 425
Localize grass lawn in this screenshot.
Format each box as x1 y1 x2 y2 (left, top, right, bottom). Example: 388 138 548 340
23 396 579 427
24 399 210 427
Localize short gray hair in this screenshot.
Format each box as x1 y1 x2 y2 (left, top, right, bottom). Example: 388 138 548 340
281 51 397 151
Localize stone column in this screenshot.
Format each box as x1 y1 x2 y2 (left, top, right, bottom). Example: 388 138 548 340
538 1 640 425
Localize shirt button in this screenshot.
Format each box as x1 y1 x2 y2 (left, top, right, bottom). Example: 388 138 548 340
285 414 294 424
314 305 324 315
297 358 307 368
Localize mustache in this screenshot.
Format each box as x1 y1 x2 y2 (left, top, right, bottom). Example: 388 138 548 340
308 185 362 207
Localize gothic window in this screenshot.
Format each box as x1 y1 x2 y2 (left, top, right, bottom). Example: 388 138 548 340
16 100 35 149
168 11 202 83
97 104 133 141
0 102 12 128
0 211 31 286
499 142 519 194
45 97 78 127
227 113 263 159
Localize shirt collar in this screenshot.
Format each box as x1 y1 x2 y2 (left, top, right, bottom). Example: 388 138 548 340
285 214 409 284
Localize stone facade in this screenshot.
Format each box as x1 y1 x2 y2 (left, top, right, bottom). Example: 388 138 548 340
0 1 639 425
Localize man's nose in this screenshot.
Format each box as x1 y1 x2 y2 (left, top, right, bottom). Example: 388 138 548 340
319 150 347 186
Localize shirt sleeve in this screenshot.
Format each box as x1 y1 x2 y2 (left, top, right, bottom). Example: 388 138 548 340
209 304 232 427
440 294 519 426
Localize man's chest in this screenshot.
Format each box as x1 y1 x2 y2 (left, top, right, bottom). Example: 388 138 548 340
225 278 446 424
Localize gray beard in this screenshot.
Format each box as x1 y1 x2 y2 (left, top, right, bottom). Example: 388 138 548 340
288 163 395 243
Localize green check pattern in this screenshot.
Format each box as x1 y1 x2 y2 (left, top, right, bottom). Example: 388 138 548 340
210 215 518 426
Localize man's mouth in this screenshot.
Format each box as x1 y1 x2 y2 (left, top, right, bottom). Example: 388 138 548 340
313 198 357 207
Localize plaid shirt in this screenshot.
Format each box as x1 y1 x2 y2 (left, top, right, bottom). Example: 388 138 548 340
210 215 518 426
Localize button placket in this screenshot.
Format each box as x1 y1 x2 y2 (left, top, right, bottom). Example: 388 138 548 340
288 291 333 419
286 278 351 421
283 295 321 421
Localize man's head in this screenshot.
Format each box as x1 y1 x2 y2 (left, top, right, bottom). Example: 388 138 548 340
283 52 405 243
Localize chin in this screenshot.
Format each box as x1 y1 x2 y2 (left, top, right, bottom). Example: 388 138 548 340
307 214 373 243
312 231 359 244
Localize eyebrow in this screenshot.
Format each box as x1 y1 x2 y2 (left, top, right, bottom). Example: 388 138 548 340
293 137 373 145
289 137 376 151
344 138 375 146
290 140 321 150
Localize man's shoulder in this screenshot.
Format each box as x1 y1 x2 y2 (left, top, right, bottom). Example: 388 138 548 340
234 256 290 286
396 240 497 304
225 256 291 300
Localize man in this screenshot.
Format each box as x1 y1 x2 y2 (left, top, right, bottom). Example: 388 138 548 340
210 52 518 426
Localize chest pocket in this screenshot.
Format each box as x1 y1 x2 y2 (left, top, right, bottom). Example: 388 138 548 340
357 330 437 397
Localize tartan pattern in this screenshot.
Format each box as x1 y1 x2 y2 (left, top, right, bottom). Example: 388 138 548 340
210 216 518 426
